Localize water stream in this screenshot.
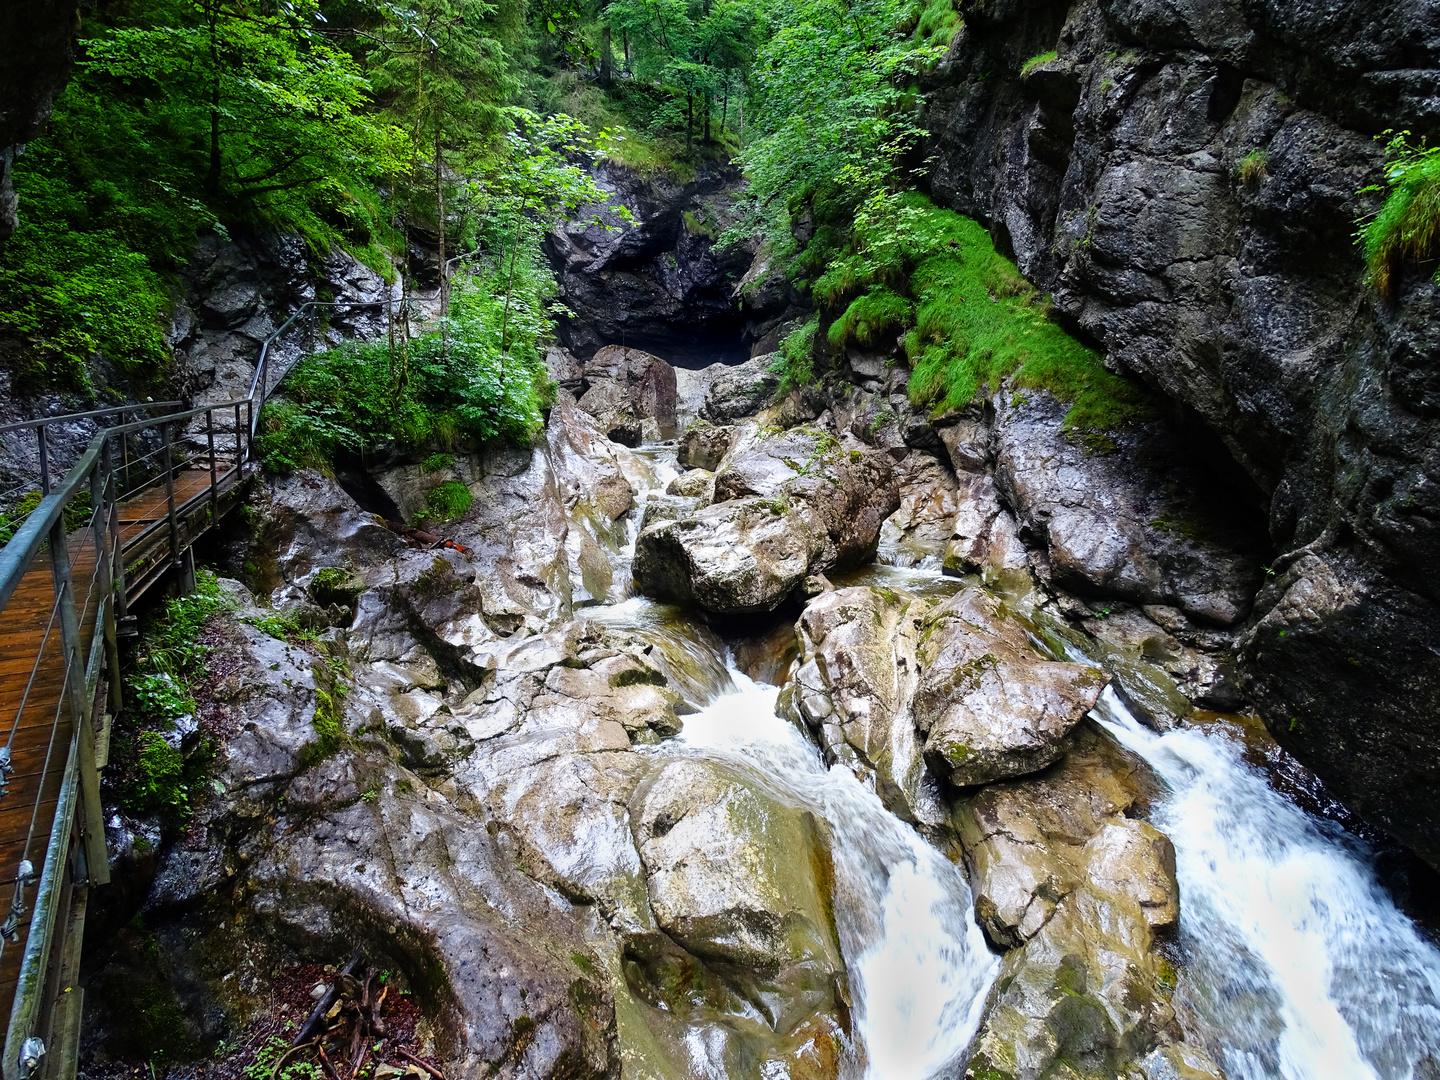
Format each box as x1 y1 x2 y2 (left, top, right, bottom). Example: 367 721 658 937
595 440 1440 1079
1092 689 1440 1080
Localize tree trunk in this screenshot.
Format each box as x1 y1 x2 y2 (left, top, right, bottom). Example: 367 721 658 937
686 94 693 151
600 26 612 88
435 125 448 357
704 93 711 144
499 196 527 381
205 7 221 196
721 92 728 138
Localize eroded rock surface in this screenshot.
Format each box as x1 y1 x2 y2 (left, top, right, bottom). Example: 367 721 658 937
635 424 900 614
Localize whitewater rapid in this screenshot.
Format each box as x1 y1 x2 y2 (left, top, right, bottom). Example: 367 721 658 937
663 672 1000 1079
1093 688 1440 1080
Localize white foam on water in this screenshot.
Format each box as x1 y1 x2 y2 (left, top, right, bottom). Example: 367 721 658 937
668 673 1000 1079
1092 687 1440 1080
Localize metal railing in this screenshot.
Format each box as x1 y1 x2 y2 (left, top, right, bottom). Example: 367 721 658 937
0 295 398 1080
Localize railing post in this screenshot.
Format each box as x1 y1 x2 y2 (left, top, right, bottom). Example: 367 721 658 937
45 487 109 892
162 421 180 568
108 438 131 627
36 427 48 496
206 408 218 520
234 403 242 470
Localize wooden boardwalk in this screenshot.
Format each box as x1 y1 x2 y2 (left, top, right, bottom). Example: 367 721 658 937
0 464 240 1060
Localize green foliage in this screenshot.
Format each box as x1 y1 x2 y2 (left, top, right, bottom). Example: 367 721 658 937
739 0 947 261
912 0 962 46
822 192 1152 433
1020 50 1057 76
1359 130 1440 298
119 570 229 822
249 611 319 643
827 287 914 349
771 317 819 395
423 453 456 472
1238 149 1269 186
302 663 352 767
421 480 474 524
0 491 43 543
256 277 554 472
246 1037 322 1080
131 732 189 817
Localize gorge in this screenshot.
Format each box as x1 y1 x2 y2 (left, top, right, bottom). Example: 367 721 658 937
1 0 1439 1079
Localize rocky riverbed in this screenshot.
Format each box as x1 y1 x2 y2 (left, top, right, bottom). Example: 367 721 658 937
79 345 1440 1080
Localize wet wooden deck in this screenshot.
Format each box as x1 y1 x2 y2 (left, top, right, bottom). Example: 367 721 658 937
0 464 240 1025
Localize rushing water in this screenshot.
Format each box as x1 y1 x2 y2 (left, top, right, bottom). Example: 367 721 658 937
661 671 999 1079
1092 688 1440 1080
597 440 1440 1078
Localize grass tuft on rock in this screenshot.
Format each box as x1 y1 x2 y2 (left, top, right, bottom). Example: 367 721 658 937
1021 50 1058 76
422 480 474 525
1360 131 1440 298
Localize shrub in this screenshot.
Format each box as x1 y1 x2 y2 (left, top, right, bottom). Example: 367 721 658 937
421 480 474 524
827 287 914 350
128 732 187 816
1238 149 1269 186
771 318 820 395
257 278 554 472
1359 130 1440 298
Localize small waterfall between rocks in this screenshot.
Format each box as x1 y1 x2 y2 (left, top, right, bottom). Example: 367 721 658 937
663 671 1000 1079
583 438 1440 1079
1092 689 1440 1080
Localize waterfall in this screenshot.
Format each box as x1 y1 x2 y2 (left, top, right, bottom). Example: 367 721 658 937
1092 687 1440 1080
660 672 1000 1079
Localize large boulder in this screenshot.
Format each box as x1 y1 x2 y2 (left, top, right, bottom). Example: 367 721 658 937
576 345 679 444
634 424 900 614
701 353 782 422
914 587 1109 786
785 586 945 828
633 497 818 614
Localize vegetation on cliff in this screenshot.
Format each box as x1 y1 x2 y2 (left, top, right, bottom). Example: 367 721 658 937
1361 131 1440 298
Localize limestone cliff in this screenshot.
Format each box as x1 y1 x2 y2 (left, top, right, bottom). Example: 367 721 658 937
921 0 1440 867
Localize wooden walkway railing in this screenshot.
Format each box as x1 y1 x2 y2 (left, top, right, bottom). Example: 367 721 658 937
0 297 385 1080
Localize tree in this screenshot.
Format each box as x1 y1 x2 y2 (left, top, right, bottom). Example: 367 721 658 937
86 0 406 210
472 109 621 367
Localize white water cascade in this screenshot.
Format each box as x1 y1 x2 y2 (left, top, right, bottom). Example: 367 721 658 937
1092 688 1440 1080
656 671 1000 1080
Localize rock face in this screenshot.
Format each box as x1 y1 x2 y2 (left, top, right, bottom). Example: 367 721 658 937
633 424 901 613
786 584 1109 824
701 353 783 422
546 161 752 365
923 0 1440 866
992 390 1265 627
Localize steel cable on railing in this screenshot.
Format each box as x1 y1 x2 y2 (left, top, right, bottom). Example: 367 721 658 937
0 628 78 957
0 587 66 806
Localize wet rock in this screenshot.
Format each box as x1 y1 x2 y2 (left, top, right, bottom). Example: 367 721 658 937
634 425 900 614
677 422 734 470
789 586 946 828
701 354 782 422
633 497 818 614
914 587 1109 786
580 345 680 440
544 344 585 394
964 885 1178 1080
1140 1043 1227 1080
943 470 1029 579
953 724 1148 948
632 758 844 976
1083 819 1179 933
665 468 712 498
876 450 960 569
992 390 1264 627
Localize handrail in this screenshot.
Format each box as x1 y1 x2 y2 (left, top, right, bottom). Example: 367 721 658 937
0 401 182 436
246 298 387 438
